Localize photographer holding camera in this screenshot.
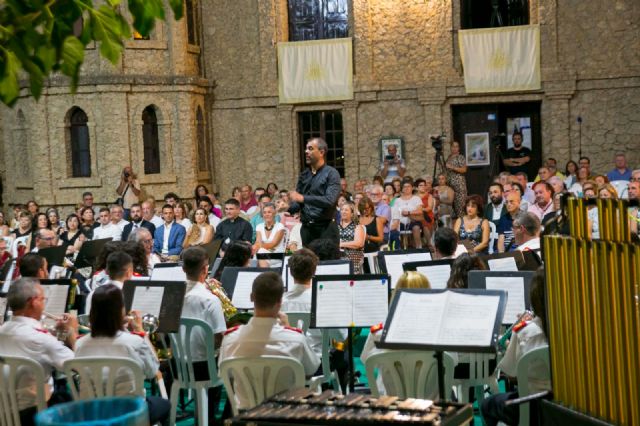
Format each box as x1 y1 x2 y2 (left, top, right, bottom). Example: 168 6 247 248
115 166 141 219
379 144 406 183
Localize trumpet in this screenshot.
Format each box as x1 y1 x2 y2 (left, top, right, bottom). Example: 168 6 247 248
125 311 160 334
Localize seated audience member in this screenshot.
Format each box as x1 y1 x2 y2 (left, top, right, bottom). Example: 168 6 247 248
360 271 435 397
46 208 64 236
79 206 98 239
153 204 187 259
239 185 258 216
497 192 522 252
26 201 40 218
527 181 554 221
481 268 550 426
181 247 227 417
76 284 170 424
81 191 100 216
447 253 487 289
485 183 507 228
433 227 458 259
250 194 280 242
128 228 160 270
121 203 156 242
183 207 215 249
514 172 535 205
628 180 639 236
253 202 286 267
163 192 180 206
19 253 49 279
214 240 253 281
12 211 33 239
218 271 320 410
173 202 192 233
142 200 164 228
0 278 77 426
568 166 591 197
547 176 565 195
110 204 129 233
213 198 252 255
198 197 221 230
85 251 133 314
390 179 424 249
606 153 632 182
60 214 85 255
514 212 541 252
32 228 59 253
93 207 122 241
453 195 490 254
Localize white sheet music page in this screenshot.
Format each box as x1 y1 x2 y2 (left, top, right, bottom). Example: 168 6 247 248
232 271 262 310
486 277 525 324
315 262 351 276
384 291 447 345
151 266 187 282
439 292 500 347
488 257 518 272
386 252 432 288
353 279 389 327
315 280 352 327
131 286 164 318
43 285 69 316
417 265 452 290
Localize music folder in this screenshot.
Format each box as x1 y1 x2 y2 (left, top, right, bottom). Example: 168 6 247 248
40 279 72 317
377 289 506 353
378 249 432 288
480 251 523 272
38 246 67 270
468 271 534 325
219 267 279 310
311 274 391 329
402 259 454 290
150 262 187 281
123 280 186 333
74 238 113 269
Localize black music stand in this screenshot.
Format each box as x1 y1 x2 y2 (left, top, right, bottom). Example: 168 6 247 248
403 259 454 290
311 274 391 393
39 246 67 270
468 271 534 325
122 280 186 333
480 251 525 271
219 267 279 310
74 238 113 271
377 289 507 401
378 249 432 288
200 239 222 265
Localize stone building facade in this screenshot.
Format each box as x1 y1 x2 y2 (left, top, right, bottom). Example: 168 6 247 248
1 0 639 210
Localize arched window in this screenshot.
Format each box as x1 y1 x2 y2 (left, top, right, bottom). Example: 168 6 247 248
142 106 161 174
186 0 200 46
68 107 91 177
196 107 208 172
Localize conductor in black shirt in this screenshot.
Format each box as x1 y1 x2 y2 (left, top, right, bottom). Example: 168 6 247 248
289 137 341 247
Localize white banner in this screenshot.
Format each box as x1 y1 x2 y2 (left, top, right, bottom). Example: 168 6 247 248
459 25 540 94
278 38 353 104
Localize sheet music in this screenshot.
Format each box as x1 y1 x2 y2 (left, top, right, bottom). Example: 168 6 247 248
316 262 351 276
454 244 468 258
151 265 187 281
43 285 69 316
384 292 447 344
130 275 151 281
385 252 432 288
231 271 262 310
0 297 7 325
416 265 451 290
315 281 353 327
439 292 500 346
131 286 164 318
48 266 66 280
488 257 518 272
486 277 525 324
353 279 389 326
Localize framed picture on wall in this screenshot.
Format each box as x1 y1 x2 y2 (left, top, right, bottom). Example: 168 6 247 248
379 137 405 163
465 132 490 166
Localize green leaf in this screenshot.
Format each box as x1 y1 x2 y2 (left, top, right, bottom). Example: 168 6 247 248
169 0 184 20
0 50 21 106
88 5 124 64
60 36 85 89
35 44 57 73
128 0 164 36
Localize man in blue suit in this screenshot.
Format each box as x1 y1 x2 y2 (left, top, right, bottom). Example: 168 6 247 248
153 204 186 259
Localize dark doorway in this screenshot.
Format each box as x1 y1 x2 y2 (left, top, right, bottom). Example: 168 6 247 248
451 102 542 200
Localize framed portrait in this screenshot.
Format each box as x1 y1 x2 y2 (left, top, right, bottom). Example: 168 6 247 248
379 137 405 163
465 132 490 166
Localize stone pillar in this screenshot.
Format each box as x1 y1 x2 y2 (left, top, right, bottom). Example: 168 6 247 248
277 104 296 187
543 75 576 164
342 100 359 182
418 84 447 179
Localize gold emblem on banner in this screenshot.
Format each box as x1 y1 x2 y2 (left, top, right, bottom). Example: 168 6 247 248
305 61 326 81
489 49 510 70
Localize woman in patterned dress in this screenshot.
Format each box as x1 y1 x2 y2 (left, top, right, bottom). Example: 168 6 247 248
446 141 468 219
338 201 365 274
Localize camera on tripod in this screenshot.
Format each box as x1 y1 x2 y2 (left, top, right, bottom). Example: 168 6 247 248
430 133 446 151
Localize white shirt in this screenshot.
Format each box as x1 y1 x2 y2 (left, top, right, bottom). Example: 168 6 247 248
219 317 320 410
162 222 174 255
85 280 123 315
517 238 541 252
497 317 550 393
75 330 158 397
177 218 192 234
208 214 221 231
181 280 227 361
392 196 422 225
289 223 302 249
0 316 75 410
93 223 122 241
149 215 164 229
255 222 286 253
113 219 130 233
491 201 505 221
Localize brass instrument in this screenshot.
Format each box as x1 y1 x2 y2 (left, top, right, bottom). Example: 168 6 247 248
205 277 237 320
125 311 160 334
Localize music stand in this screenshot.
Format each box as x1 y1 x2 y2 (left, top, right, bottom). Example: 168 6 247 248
38 246 67 271
283 259 352 291
402 259 454 290
74 238 113 271
219 267 279 310
378 249 432 288
311 274 391 393
122 280 187 333
468 271 534 325
200 239 223 265
377 288 506 400
40 279 73 317
150 262 186 281
480 251 524 271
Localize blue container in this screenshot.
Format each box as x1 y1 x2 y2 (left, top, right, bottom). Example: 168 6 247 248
35 397 148 426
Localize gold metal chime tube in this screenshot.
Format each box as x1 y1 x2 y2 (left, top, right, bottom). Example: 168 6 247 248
545 198 639 425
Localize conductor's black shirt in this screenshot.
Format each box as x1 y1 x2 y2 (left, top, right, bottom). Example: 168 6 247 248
291 164 341 223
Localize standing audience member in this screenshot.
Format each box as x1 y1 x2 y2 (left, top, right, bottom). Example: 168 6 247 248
358 197 384 254
502 131 531 175
81 191 99 216
379 144 406 183
153 204 186 259
446 141 468 218
115 166 141 218
338 202 365 274
434 173 455 225
218 272 320 411
415 178 436 247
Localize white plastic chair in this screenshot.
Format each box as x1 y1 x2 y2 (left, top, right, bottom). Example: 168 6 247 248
169 317 222 426
364 350 455 399
488 221 499 254
219 355 305 415
516 345 550 426
63 356 145 400
0 355 47 426
452 353 499 403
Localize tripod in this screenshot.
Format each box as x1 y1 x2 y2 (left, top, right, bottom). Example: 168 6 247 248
432 148 447 181
484 139 505 196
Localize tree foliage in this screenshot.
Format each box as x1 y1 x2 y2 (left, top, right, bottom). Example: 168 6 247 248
0 0 183 107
